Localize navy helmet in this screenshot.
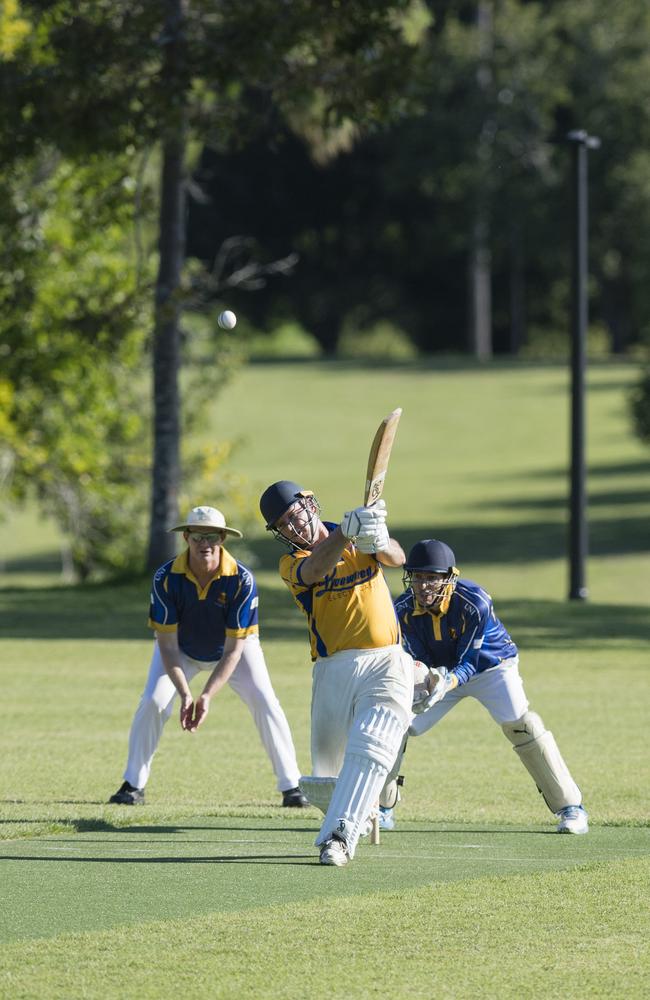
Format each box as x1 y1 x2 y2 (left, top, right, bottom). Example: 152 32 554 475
404 539 457 574
403 539 459 608
259 480 313 529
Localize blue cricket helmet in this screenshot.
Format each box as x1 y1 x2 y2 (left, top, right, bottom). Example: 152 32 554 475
404 539 457 574
259 480 313 529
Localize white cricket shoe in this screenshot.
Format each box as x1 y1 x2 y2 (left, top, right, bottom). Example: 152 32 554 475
319 835 349 867
359 815 373 837
556 805 589 834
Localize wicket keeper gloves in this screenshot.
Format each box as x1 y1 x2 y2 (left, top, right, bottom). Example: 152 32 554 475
356 521 390 554
340 500 387 539
411 667 458 714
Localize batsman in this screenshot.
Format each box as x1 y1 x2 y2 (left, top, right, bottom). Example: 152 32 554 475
259 480 414 867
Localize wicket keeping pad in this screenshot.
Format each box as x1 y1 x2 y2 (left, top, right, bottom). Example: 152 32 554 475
502 711 582 813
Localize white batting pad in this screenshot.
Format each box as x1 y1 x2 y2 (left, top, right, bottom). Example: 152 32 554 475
316 705 407 857
298 775 337 814
346 703 406 768
502 711 582 813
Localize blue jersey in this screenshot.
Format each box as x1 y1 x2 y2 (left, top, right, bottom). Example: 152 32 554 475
394 578 517 686
148 548 259 661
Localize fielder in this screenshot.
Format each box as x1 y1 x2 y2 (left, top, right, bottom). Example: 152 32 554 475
383 538 588 834
259 481 414 867
109 505 307 808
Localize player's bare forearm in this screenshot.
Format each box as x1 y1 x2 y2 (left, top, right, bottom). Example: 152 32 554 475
183 636 244 733
376 537 405 568
299 526 350 585
200 637 245 701
156 632 191 699
185 638 245 734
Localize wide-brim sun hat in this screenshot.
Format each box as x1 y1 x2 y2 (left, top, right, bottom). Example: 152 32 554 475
170 506 243 538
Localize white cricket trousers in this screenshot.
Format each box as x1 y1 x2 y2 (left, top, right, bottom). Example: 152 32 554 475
311 644 414 855
123 634 302 792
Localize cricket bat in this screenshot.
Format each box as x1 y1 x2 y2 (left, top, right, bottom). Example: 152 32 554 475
363 406 403 845
364 407 403 507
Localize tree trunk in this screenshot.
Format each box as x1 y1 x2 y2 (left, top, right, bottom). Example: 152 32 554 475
468 0 493 361
146 0 187 572
509 220 526 354
468 212 492 360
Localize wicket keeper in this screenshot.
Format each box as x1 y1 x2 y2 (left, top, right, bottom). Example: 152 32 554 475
383 539 588 834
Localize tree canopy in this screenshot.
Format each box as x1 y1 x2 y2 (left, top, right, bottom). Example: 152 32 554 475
0 0 425 573
187 0 650 358
2 1 649 574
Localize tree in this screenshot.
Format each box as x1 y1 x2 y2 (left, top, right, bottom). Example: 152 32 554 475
0 152 153 577
187 0 650 361
2 0 421 570
630 368 650 445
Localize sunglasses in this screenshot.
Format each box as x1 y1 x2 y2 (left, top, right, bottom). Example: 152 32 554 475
187 531 224 544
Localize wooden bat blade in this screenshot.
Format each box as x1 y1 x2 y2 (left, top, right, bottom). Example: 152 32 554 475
364 407 402 505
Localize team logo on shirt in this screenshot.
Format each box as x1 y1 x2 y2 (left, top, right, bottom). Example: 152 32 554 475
317 565 376 596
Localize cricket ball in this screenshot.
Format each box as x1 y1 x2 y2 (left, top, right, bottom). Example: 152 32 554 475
218 310 237 330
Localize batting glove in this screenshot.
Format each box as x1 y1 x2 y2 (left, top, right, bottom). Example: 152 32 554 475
355 521 390 553
340 500 387 539
411 667 458 714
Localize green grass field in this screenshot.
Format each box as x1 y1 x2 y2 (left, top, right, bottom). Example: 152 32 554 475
1 359 649 998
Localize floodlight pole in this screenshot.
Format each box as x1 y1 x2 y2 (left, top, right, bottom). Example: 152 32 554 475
566 130 600 601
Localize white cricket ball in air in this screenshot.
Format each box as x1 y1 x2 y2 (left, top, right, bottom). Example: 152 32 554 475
218 310 237 330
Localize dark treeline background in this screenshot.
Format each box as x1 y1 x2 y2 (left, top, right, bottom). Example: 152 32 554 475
186 0 650 358
2 0 649 576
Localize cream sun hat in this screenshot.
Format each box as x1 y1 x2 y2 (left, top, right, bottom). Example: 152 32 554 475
170 506 243 538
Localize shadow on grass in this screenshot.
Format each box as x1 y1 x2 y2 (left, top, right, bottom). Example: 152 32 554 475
0 558 647 649
0 576 151 641
526 459 649 480
238 507 650 577
0 817 127 833
253 581 650 648
0 497 647 643
0 852 315 864
0 814 318 836
488 487 649 510
0 550 65 575
393 518 650 568
497 599 649 648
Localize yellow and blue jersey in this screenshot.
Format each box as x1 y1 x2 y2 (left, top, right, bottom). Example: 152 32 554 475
394 578 517 686
279 522 400 660
148 548 259 661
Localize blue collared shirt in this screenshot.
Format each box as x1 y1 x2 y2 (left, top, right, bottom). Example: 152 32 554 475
148 548 259 661
394 578 517 686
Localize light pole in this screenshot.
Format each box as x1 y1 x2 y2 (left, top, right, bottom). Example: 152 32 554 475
566 129 600 601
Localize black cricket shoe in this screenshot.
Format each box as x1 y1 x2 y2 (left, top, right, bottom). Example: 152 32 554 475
109 781 145 805
282 786 309 808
